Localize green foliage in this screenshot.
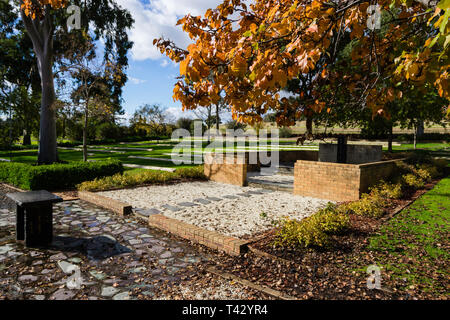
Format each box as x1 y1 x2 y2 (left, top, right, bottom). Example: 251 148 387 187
278 126 293 138
402 173 425 189
395 158 444 189
176 117 193 131
274 203 350 248
95 122 121 141
0 159 123 190
342 193 386 218
77 166 206 191
0 119 21 148
370 181 403 200
225 120 246 131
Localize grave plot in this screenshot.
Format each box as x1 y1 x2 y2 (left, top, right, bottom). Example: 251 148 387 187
98 181 330 238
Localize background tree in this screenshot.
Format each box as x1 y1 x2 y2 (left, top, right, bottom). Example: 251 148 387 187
130 104 172 138
19 0 133 163
58 38 116 161
0 1 41 145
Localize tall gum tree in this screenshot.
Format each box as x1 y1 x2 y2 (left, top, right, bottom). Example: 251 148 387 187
20 0 133 164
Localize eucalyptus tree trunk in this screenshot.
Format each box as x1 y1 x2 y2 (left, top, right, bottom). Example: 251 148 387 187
21 7 59 164
388 122 393 153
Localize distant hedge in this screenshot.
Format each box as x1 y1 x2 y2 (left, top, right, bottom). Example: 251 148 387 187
0 160 124 191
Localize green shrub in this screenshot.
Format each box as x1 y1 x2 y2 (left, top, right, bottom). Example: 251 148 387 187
96 123 121 141
418 163 442 179
0 160 123 190
370 181 403 200
274 203 350 248
402 173 425 189
342 193 386 218
77 166 206 191
278 127 293 138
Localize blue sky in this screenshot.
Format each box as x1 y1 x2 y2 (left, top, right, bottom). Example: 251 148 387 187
116 0 225 123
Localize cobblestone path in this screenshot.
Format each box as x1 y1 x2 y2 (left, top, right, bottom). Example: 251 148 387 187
0 200 211 300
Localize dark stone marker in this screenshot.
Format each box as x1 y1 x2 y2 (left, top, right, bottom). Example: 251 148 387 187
235 193 251 198
161 204 183 212
139 208 161 217
205 197 222 202
246 190 264 195
193 199 211 205
337 135 348 164
258 189 274 193
177 202 198 208
6 191 63 247
223 195 239 200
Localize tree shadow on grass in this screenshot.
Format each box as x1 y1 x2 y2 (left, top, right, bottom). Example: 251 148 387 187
49 235 132 261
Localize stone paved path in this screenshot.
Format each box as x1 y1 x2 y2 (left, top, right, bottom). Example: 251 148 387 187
0 200 213 300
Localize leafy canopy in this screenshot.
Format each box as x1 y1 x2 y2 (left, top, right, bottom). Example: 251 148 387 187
155 0 449 125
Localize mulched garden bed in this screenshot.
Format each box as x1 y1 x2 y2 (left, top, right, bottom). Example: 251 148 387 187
208 178 448 300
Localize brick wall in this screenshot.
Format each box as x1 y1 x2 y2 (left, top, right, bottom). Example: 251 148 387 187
293 159 403 201
359 160 401 193
204 153 247 186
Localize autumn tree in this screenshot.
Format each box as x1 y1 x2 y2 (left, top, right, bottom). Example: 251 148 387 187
20 0 133 163
155 0 449 129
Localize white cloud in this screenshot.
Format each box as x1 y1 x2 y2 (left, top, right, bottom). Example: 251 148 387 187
116 0 223 61
128 76 147 85
165 106 196 120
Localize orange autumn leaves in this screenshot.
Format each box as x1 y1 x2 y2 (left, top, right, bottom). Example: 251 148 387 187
156 0 449 124
21 0 67 19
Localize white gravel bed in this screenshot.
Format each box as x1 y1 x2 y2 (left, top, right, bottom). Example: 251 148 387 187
247 173 294 184
99 181 331 238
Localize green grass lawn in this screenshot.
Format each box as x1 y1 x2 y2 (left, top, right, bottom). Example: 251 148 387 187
367 176 450 295
1 141 448 172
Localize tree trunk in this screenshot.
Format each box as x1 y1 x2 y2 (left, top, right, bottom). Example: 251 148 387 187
83 102 89 162
306 116 313 138
21 10 58 164
216 104 220 131
207 107 211 143
388 122 393 153
417 120 424 138
23 129 31 146
37 55 58 164
62 116 66 139
414 124 417 150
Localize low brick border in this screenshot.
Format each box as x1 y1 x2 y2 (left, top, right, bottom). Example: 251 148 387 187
78 191 132 216
148 214 249 256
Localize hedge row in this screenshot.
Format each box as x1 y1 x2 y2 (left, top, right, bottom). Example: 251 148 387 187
0 160 124 191
77 166 206 192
